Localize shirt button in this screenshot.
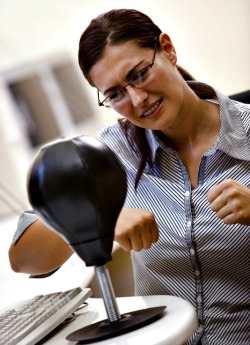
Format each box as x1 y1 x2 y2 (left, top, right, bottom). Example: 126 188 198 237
197 296 202 304
187 221 192 228
185 191 190 197
195 270 200 276
190 248 195 255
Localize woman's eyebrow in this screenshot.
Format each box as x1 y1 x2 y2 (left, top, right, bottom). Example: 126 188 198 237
103 60 145 95
103 85 120 96
125 61 143 81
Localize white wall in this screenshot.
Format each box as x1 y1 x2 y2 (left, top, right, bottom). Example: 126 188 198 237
0 0 249 218
1 0 249 93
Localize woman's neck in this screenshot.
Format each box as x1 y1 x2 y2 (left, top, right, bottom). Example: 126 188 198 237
160 85 221 153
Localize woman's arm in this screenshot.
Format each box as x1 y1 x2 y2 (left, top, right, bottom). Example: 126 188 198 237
9 206 159 275
9 220 73 275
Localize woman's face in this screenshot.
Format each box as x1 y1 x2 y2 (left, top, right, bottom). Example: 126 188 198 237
89 35 186 133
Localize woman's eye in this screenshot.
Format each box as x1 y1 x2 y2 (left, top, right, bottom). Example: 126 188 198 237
131 67 150 85
109 90 124 102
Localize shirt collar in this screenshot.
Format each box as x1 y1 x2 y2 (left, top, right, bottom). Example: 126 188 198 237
212 88 250 160
145 81 250 163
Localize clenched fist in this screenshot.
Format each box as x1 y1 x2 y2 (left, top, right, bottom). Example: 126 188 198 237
114 207 159 252
207 179 250 225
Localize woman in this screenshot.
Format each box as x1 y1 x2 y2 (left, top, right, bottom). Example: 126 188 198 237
9 9 250 345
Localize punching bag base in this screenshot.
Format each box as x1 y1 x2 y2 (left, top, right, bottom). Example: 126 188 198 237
66 306 166 343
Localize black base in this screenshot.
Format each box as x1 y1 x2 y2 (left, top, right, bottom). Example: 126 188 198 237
66 306 166 344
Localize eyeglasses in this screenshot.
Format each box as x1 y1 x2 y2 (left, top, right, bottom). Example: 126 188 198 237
97 39 158 109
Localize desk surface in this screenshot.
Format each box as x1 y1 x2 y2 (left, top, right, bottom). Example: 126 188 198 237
0 213 95 310
0 216 197 344
39 295 197 345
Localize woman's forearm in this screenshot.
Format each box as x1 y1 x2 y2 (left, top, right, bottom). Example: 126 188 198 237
9 220 73 275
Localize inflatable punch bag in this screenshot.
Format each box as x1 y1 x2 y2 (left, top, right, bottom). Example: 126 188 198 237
27 136 127 266
27 135 165 343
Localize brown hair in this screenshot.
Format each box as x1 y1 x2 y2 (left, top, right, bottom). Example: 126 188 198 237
78 9 195 189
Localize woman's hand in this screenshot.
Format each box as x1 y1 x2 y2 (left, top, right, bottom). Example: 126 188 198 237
207 179 250 225
114 207 159 252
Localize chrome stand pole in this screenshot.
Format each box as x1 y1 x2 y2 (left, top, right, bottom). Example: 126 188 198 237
95 265 121 322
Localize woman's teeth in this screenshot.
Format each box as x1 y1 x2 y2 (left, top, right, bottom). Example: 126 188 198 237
143 101 161 117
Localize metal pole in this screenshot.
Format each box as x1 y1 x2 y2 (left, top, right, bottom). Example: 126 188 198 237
95 265 121 322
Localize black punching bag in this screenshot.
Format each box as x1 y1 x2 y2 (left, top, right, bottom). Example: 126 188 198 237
27 136 127 266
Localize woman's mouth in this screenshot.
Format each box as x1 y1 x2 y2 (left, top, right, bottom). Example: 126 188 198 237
141 99 162 118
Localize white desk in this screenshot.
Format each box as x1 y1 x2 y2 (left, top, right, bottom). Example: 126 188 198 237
0 214 95 310
0 216 197 344
40 295 197 345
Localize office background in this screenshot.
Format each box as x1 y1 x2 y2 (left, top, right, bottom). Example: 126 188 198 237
0 0 249 288
0 0 250 218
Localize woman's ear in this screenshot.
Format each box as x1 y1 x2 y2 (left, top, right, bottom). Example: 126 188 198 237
159 33 177 64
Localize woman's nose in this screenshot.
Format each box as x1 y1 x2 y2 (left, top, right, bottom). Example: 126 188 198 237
126 85 148 107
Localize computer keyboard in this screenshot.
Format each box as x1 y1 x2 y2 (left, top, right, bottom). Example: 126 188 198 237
0 286 92 345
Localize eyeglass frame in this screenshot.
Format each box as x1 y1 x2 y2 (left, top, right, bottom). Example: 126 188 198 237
97 39 158 109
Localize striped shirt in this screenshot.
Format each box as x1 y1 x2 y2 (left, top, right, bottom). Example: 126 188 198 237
14 82 250 344
97 82 250 345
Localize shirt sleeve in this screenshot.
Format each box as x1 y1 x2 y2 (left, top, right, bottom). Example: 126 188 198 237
12 210 39 245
